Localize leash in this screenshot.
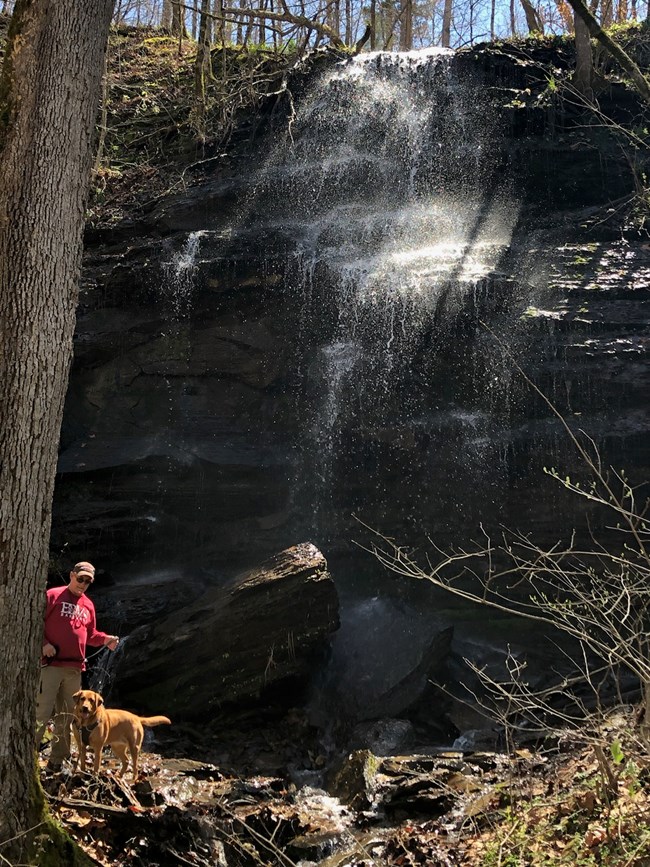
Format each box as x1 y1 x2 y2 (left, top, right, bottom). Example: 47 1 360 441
41 645 116 668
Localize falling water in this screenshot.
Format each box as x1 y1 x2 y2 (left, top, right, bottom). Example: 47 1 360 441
238 49 521 542
133 229 210 561
311 341 359 484
161 230 207 317
224 49 528 717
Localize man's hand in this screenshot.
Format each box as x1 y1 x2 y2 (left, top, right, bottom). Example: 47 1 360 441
42 642 57 658
104 635 119 651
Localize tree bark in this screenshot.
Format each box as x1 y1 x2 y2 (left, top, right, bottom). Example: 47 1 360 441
0 0 113 859
399 0 412 49
162 0 173 28
520 0 544 32
573 10 593 97
192 0 199 38
171 0 186 35
214 0 228 43
601 0 613 24
441 0 452 46
193 0 214 140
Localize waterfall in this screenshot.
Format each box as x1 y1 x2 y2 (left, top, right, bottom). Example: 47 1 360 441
225 49 528 719
239 50 521 544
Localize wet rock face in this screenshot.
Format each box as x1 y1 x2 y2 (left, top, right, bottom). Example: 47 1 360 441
54 252 300 577
53 46 649 648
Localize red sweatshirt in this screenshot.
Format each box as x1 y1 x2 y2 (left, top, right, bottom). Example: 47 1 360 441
43 586 110 670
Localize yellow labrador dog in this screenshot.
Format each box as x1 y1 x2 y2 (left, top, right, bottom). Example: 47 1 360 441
72 689 171 780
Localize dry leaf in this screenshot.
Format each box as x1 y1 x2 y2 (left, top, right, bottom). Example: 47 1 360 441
585 827 607 848
575 790 598 813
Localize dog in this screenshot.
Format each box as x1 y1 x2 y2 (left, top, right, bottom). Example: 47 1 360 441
72 689 171 780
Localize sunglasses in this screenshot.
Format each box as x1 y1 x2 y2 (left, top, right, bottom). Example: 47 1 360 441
75 575 93 586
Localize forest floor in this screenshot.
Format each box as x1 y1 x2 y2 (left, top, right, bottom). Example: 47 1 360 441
40 706 650 866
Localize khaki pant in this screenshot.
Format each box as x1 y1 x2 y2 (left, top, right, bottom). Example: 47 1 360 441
35 665 81 763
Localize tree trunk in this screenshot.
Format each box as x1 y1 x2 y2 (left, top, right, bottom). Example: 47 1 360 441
573 9 593 97
162 0 173 28
0 0 112 859
601 0 613 24
215 0 228 43
192 0 199 38
258 0 266 45
520 0 544 31
236 0 245 43
510 0 516 34
399 0 412 48
193 0 213 140
327 0 341 43
441 0 452 46
171 0 185 35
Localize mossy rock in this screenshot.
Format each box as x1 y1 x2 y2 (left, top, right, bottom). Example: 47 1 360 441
326 749 380 810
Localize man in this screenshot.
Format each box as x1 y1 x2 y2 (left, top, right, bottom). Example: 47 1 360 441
36 560 119 771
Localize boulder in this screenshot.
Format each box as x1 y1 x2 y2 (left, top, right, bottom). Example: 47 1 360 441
113 543 339 719
363 627 454 720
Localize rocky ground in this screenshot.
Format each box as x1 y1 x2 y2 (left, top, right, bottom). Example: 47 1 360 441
39 705 650 866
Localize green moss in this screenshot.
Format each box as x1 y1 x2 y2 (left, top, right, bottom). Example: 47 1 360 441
22 762 95 867
30 818 95 867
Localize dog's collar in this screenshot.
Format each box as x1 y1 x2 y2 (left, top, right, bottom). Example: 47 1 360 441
74 719 99 746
